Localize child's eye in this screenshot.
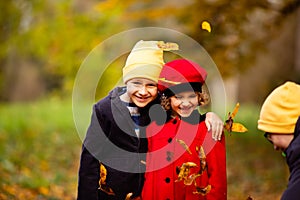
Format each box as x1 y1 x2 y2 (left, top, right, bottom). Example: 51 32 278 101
147 83 157 87
175 96 183 100
132 82 142 85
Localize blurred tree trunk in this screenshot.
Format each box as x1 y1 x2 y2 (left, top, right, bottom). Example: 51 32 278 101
237 8 298 104
3 49 46 102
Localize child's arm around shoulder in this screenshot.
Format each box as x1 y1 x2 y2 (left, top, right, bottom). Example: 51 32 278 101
205 112 224 141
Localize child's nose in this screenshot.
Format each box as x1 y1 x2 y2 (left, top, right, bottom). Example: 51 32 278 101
138 86 147 95
181 99 190 106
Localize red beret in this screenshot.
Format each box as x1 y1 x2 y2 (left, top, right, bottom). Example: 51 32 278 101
158 59 207 95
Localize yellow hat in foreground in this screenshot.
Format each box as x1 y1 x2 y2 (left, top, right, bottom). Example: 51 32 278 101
123 40 178 83
258 81 300 134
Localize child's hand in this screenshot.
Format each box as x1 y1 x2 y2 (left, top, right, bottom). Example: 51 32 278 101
205 112 223 141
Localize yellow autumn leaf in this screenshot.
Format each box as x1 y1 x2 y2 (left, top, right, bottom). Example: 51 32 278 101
224 102 248 133
176 162 198 183
38 186 49 195
201 21 211 33
194 184 211 195
231 122 248 133
125 193 133 200
176 138 192 154
157 41 179 51
184 173 201 186
100 164 107 184
231 102 240 119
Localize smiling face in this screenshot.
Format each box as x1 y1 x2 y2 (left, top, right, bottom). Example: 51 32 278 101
170 90 199 118
122 78 158 108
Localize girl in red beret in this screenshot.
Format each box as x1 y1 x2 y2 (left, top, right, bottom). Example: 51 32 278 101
142 59 227 200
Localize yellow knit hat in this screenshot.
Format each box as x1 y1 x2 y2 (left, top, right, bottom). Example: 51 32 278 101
123 40 179 83
258 81 300 134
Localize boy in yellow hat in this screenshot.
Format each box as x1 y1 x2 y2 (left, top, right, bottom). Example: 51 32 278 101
77 40 224 200
258 81 300 200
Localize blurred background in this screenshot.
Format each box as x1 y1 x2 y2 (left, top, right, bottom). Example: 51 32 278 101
1 0 299 199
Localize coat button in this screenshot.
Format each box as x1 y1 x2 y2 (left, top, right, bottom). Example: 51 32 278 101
172 119 177 124
166 156 171 162
165 177 170 183
167 138 172 143
166 151 173 162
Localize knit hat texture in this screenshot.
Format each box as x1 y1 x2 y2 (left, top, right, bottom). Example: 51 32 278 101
123 40 179 83
158 59 207 96
258 81 300 134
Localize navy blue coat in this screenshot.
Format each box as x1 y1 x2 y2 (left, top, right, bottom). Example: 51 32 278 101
281 116 300 200
77 87 152 200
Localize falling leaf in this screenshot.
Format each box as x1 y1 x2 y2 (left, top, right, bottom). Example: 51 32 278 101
201 21 211 33
196 146 207 174
99 163 107 185
157 41 179 51
176 138 192 154
125 193 133 200
194 184 211 195
99 185 115 196
184 173 201 185
231 122 248 132
224 103 248 133
176 162 197 182
158 77 182 85
99 163 115 195
140 160 146 165
230 102 240 119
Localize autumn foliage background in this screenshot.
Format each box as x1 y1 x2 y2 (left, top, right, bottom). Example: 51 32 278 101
1 0 300 199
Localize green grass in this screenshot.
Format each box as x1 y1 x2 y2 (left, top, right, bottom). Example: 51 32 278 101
0 101 289 199
0 98 82 199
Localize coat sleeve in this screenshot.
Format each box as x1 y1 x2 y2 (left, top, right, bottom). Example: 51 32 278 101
205 134 227 200
77 146 100 200
77 104 107 200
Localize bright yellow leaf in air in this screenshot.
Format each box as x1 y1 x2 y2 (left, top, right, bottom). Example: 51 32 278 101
201 21 211 33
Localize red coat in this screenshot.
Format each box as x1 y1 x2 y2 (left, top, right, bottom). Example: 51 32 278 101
142 116 227 200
